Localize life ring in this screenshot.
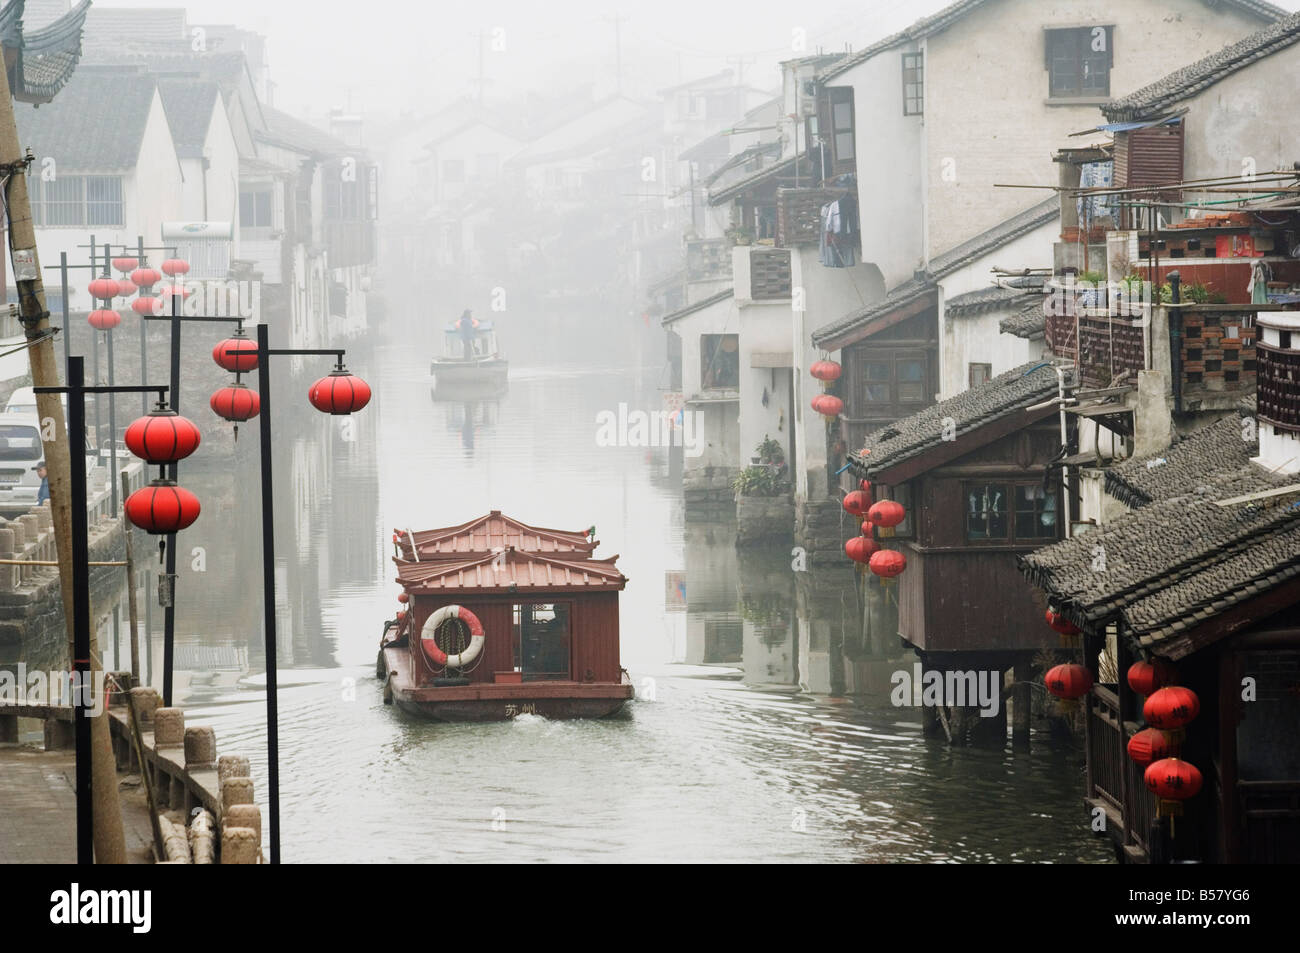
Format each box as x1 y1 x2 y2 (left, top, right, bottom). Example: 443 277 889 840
421 604 485 669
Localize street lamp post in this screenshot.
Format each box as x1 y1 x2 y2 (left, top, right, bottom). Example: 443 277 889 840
36 361 169 864
244 321 370 864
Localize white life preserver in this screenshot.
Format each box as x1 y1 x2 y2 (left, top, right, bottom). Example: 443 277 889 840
420 604 485 669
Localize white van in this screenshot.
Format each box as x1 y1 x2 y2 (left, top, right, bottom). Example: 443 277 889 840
0 414 46 507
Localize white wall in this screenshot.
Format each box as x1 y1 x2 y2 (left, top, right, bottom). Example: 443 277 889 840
922 0 1270 256
665 292 741 471
1178 46 1300 182
831 45 925 291
790 246 885 500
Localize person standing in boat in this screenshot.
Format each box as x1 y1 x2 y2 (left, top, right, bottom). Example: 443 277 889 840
456 308 478 359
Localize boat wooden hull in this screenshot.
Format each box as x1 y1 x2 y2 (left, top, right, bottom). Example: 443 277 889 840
381 645 632 722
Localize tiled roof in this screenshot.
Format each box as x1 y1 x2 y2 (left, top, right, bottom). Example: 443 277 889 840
257 105 354 158
1000 295 1047 338
396 511 596 560
157 78 219 158
849 361 1062 479
1104 413 1255 507
1104 11 1300 122
1 0 90 104
820 0 1287 82
1020 414 1300 655
395 549 627 594
812 197 1058 348
945 285 1030 317
14 65 157 169
708 154 796 205
662 289 734 327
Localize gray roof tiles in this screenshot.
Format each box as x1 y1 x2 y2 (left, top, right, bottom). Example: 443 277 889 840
14 66 157 169
1020 414 1300 652
1103 11 1300 121
849 361 1061 478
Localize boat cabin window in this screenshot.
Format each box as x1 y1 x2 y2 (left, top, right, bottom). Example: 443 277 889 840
511 602 571 681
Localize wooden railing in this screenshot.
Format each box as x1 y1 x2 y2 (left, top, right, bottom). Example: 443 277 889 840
776 187 839 247
1087 683 1152 858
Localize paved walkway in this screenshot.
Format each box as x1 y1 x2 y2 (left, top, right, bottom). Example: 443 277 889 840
0 745 156 863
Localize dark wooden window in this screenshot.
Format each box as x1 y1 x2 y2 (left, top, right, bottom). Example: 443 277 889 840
1046 26 1113 98
902 52 923 116
966 482 1009 540
966 481 1059 541
828 87 855 163
511 603 571 681
701 334 740 389
892 482 915 538
968 362 992 389
853 347 932 420
1014 484 1059 540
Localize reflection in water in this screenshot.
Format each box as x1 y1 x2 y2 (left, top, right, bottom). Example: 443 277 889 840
141 326 1111 863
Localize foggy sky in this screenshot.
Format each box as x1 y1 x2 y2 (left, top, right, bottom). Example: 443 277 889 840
89 0 965 120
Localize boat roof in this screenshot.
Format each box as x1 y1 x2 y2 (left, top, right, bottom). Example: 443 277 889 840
395 548 626 595
443 321 495 332
394 510 597 560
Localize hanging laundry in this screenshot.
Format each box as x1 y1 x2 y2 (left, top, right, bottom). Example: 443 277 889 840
1076 161 1114 227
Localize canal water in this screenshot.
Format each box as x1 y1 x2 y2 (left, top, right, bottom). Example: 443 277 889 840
130 319 1111 864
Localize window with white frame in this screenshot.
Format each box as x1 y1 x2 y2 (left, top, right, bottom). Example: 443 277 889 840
30 175 124 227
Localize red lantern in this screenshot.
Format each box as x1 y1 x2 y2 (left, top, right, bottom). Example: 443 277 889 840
308 368 371 415
112 257 138 273
860 520 874 536
124 410 201 465
115 278 137 298
867 500 905 528
88 277 119 300
868 549 906 578
157 283 192 300
845 536 879 563
842 490 871 517
130 267 161 290
161 258 190 277
1143 686 1199 731
1127 659 1175 696
124 480 200 534
859 479 871 494
210 383 261 422
1045 608 1081 636
810 360 842 382
395 610 407 623
1127 727 1173 767
87 309 121 331
811 393 844 417
1144 757 1202 815
397 592 409 604
1044 662 1092 700
132 296 163 316
212 334 258 372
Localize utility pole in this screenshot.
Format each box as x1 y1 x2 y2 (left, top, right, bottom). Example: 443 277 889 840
0 57 126 860
606 15 626 95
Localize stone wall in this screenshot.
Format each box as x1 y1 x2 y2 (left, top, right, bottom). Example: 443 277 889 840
735 494 793 546
794 498 858 566
683 465 739 522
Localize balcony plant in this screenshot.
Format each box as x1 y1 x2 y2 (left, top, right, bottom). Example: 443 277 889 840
732 435 788 497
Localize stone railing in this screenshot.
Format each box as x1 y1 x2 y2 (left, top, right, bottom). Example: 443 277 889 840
0 683 264 864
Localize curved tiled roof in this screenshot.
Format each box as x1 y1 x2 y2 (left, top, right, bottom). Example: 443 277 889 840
1020 413 1300 655
395 549 626 594
1103 11 1300 121
999 296 1047 339
945 285 1031 317
397 511 596 560
849 361 1061 479
2 0 90 104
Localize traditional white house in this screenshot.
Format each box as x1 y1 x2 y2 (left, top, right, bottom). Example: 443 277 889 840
12 66 184 312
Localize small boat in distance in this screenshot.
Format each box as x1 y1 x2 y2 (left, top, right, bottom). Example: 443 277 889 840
379 511 634 721
430 310 508 395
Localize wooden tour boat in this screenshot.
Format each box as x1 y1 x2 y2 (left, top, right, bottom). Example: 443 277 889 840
378 511 633 721
430 312 508 395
